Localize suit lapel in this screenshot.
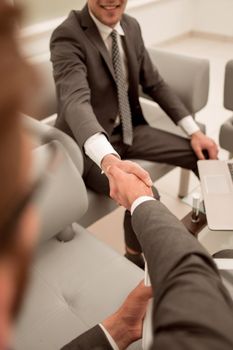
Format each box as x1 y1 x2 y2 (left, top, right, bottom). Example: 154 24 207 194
80 5 116 81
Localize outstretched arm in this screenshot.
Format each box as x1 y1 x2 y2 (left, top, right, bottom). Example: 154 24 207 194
107 166 233 349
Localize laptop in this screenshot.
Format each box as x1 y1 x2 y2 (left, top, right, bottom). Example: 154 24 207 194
198 160 233 230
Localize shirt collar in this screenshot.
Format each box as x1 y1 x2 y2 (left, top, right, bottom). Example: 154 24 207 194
89 7 125 41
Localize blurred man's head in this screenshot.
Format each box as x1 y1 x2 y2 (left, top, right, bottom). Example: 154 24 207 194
88 0 127 28
0 2 39 348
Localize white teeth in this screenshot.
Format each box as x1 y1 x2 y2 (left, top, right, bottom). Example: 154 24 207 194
101 4 120 9
103 6 117 9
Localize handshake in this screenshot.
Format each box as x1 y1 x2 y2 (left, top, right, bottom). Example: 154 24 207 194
101 154 154 210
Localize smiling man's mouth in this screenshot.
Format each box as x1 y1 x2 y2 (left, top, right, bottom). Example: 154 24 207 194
100 4 120 10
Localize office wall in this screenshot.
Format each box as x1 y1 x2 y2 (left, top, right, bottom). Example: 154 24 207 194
20 0 233 58
18 0 141 27
16 0 85 26
194 0 233 38
129 0 194 46
21 0 195 57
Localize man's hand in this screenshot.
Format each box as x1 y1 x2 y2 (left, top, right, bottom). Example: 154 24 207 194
102 281 152 350
107 165 154 210
101 154 153 204
191 131 218 160
102 154 152 186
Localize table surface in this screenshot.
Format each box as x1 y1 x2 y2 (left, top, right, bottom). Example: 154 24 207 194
198 225 233 255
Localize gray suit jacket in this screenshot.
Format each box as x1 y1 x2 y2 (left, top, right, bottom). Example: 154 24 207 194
62 200 233 349
61 325 112 350
50 5 190 174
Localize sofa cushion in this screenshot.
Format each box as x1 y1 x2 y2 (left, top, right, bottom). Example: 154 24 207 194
14 224 143 350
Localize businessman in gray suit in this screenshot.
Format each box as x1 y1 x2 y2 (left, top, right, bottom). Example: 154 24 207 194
50 0 218 267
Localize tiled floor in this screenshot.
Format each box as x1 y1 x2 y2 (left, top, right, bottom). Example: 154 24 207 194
88 34 233 254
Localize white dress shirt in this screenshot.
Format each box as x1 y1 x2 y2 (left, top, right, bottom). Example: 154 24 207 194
131 196 156 215
84 9 200 168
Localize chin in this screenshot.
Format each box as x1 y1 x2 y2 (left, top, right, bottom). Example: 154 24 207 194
103 15 120 27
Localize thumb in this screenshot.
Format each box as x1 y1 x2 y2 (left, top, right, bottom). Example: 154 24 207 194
108 164 125 179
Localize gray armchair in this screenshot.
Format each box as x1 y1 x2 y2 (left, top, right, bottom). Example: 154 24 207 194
14 138 143 350
143 48 208 197
219 60 233 158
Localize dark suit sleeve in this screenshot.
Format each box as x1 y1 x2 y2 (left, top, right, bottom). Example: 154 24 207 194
61 325 113 350
135 23 190 124
132 200 233 349
50 25 106 148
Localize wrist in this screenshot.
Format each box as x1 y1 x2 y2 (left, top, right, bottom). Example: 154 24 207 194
131 196 155 215
101 154 121 173
102 312 135 350
191 130 203 138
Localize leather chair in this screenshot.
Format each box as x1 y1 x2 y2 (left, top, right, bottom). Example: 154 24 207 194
14 139 143 350
25 48 209 227
219 60 233 158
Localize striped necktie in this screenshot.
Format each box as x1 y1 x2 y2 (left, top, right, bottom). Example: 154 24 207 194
111 29 133 146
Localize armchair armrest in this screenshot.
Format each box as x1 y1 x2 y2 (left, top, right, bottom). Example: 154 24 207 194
139 97 188 138
33 141 88 243
219 116 233 153
146 48 210 115
224 60 233 111
139 97 206 138
23 114 84 175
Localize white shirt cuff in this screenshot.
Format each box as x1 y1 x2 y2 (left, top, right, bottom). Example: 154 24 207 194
131 196 156 215
99 324 119 350
214 259 233 270
84 132 120 168
178 116 200 136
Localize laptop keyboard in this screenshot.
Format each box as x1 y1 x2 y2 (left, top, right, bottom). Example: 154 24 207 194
228 163 233 181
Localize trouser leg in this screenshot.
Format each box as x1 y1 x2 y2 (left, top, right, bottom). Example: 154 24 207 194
125 125 200 174
84 163 110 196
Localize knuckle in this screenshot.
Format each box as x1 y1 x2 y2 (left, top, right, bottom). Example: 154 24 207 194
110 188 116 198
